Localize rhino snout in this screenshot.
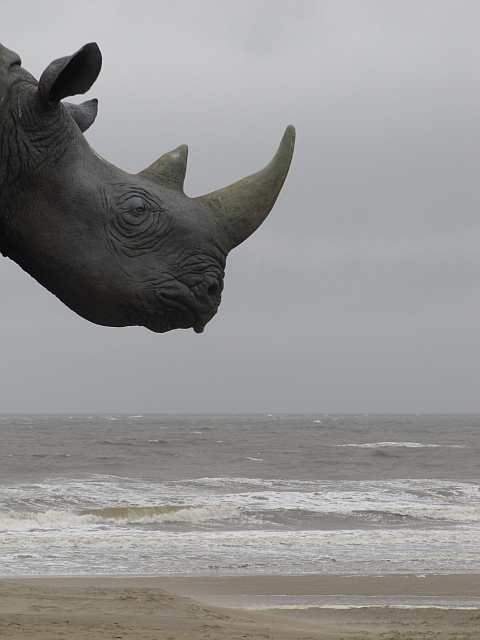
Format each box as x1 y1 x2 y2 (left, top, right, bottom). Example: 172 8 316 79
191 275 224 333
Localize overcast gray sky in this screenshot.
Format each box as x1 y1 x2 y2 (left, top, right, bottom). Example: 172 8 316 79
1 0 480 413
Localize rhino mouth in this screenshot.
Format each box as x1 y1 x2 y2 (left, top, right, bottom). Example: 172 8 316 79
138 279 222 334
141 306 217 334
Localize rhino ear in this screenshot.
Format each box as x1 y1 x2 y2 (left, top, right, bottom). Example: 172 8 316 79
38 43 102 104
64 99 98 132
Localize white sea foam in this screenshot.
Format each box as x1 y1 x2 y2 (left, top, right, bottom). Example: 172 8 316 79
3 477 480 526
337 442 466 449
245 604 480 610
2 526 480 577
2 474 480 576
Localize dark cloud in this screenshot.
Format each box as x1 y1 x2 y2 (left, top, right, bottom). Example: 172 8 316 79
0 0 479 412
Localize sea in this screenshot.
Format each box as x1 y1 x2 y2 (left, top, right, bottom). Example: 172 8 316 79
1 414 479 589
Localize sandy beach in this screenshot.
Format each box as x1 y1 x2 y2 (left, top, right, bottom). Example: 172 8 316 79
0 574 479 639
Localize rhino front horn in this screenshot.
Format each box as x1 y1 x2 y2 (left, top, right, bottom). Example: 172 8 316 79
197 125 295 250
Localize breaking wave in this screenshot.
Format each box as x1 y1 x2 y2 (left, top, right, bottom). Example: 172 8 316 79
0 510 89 532
0 503 258 533
81 504 250 525
80 505 190 520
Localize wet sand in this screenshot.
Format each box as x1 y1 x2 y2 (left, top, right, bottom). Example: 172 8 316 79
0 574 479 639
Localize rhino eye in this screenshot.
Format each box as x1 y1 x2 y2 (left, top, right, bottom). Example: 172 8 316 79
126 196 149 215
108 188 171 257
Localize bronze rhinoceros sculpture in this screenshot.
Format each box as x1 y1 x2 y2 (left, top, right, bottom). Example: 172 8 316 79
0 42 295 333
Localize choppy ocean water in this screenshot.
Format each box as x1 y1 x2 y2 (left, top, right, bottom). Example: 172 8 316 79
0 414 479 577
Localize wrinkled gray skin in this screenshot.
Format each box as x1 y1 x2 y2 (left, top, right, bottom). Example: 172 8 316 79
0 42 295 334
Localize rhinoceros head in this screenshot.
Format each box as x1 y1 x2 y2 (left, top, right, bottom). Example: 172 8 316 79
0 42 295 333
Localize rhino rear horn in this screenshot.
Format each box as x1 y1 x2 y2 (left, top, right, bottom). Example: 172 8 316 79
139 145 188 192
64 99 98 132
38 43 102 104
197 126 295 250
